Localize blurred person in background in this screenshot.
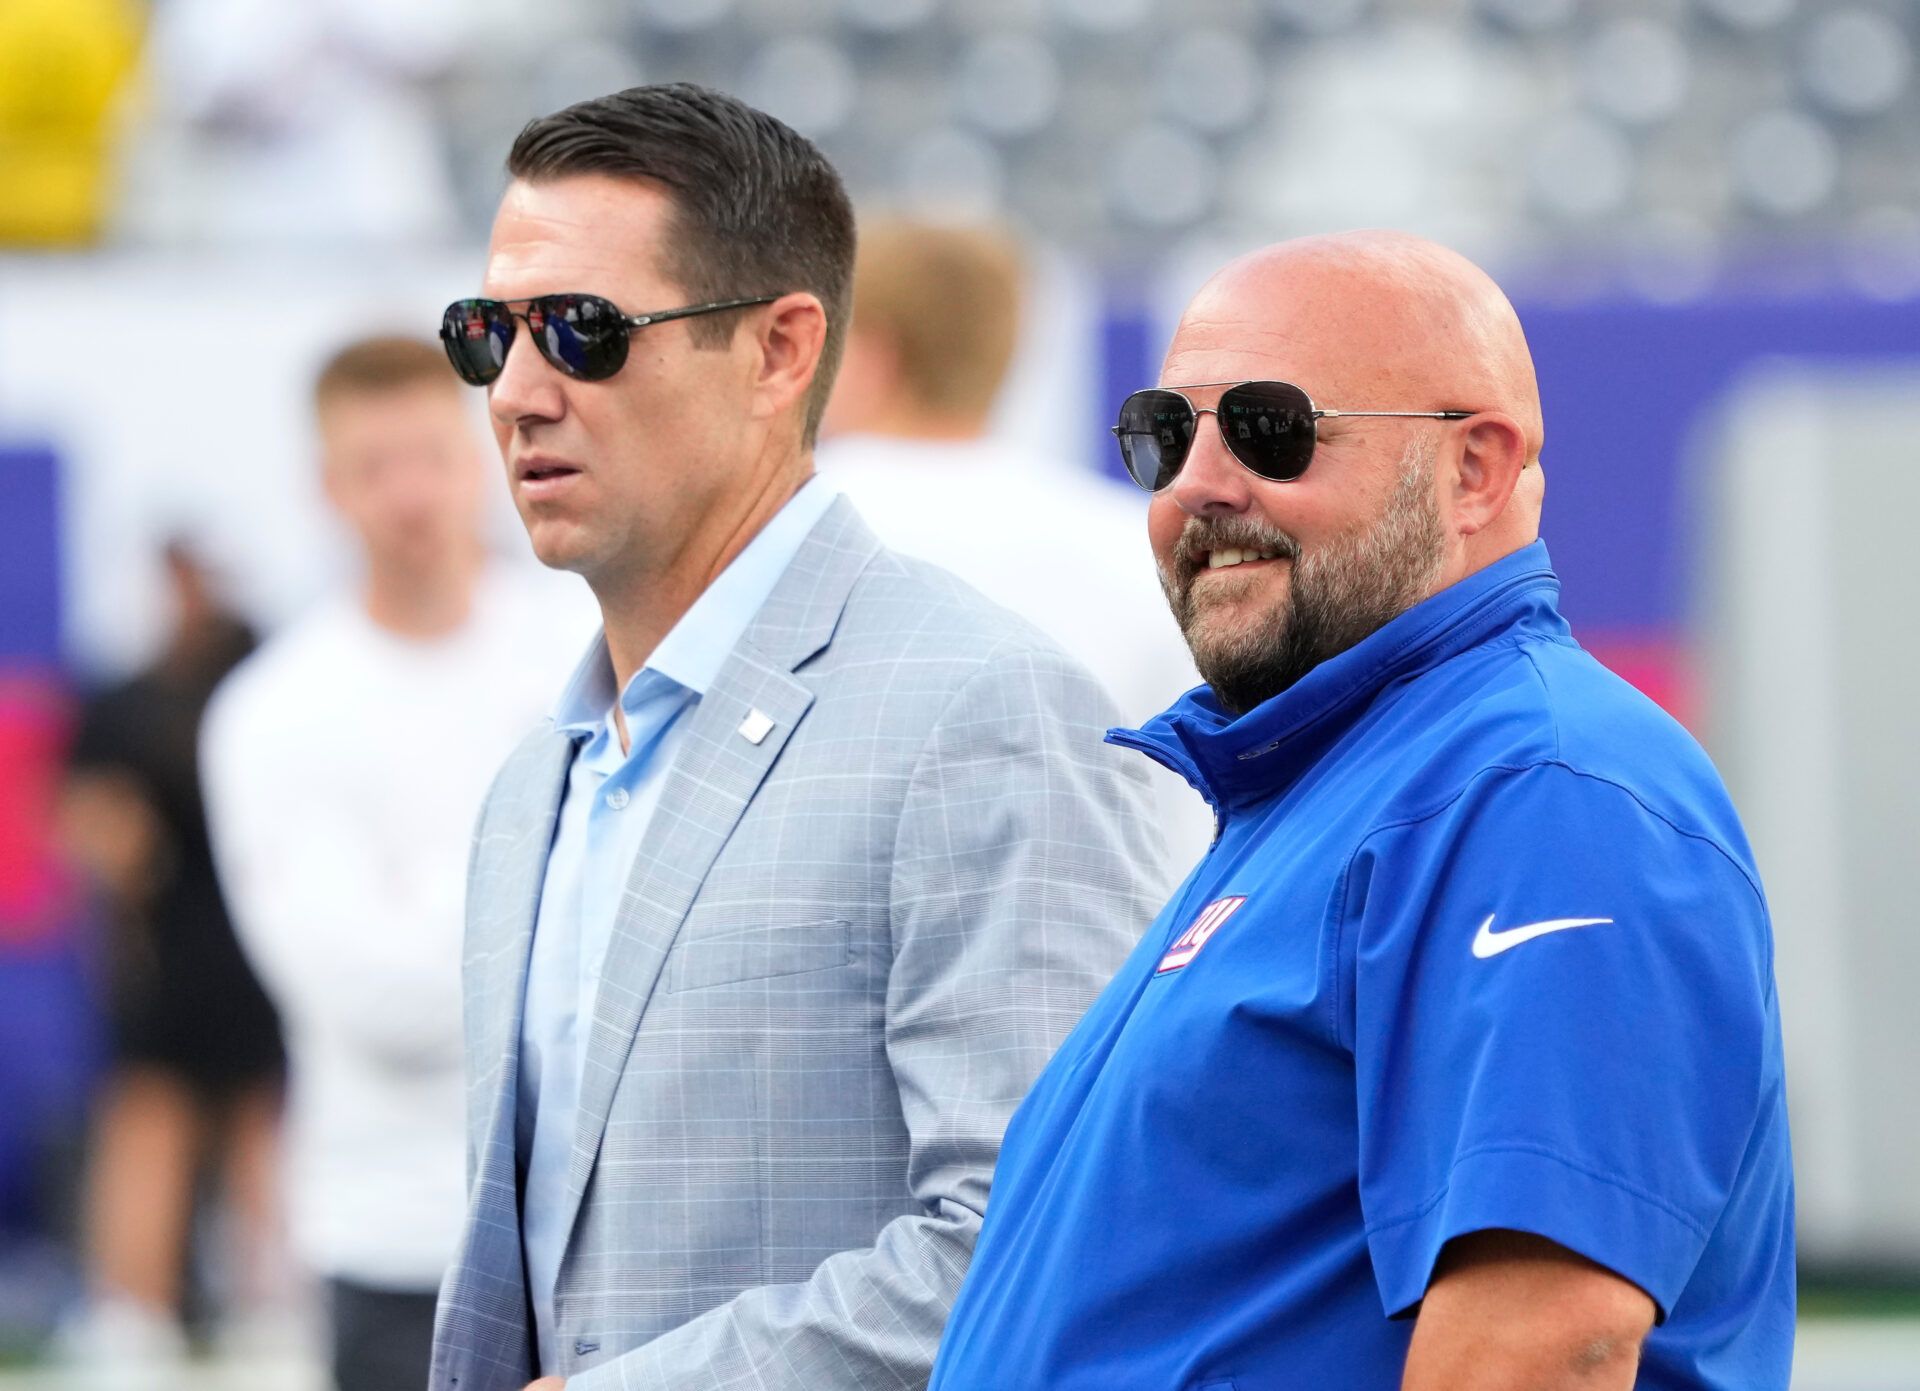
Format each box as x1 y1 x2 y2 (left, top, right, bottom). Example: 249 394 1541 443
819 218 1199 717
55 541 284 1371
819 217 1209 858
199 337 590 1391
431 83 1165 1391
928 232 1794 1391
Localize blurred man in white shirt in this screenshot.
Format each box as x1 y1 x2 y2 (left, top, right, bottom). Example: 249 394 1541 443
201 337 590 1391
819 219 1210 859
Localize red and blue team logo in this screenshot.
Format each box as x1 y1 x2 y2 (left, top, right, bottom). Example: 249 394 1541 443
1156 896 1247 975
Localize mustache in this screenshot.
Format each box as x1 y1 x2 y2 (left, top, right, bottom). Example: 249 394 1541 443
1167 515 1303 577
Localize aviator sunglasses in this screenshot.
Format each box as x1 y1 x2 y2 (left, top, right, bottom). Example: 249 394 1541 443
439 291 781 386
1112 380 1472 491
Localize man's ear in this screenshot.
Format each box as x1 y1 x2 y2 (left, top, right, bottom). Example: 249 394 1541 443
1449 412 1530 538
748 291 829 427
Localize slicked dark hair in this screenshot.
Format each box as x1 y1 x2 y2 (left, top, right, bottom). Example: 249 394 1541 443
507 83 855 446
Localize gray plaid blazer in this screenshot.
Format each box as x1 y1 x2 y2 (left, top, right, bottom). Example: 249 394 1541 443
430 498 1172 1391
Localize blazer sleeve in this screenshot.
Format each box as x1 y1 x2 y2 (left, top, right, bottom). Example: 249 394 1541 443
565 643 1174 1390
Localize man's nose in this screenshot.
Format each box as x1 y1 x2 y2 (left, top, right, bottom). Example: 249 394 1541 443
1167 411 1254 518
487 323 567 430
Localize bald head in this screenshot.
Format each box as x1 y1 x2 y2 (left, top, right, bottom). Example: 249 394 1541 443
1176 231 1541 452
1165 229 1544 557
1146 232 1547 711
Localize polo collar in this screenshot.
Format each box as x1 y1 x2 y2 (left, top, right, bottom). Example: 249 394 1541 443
1108 540 1570 812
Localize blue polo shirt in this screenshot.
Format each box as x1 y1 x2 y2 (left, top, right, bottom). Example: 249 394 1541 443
929 542 1794 1391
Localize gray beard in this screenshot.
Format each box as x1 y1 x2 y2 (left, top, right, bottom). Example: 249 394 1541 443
1159 437 1448 717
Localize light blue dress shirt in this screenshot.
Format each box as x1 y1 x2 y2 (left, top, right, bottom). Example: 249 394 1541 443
516 477 841 1372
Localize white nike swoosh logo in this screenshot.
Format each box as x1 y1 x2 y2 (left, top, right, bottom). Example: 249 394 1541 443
1471 915 1615 959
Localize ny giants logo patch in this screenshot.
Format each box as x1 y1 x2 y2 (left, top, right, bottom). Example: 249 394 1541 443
1156 896 1247 975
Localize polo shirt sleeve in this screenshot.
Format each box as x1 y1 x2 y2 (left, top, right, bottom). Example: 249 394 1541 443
1345 761 1775 1321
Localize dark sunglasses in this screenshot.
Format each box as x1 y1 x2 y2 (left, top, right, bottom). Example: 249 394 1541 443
439 292 781 386
1112 379 1472 491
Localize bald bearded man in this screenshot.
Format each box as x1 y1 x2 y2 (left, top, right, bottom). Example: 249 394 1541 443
926 233 1794 1391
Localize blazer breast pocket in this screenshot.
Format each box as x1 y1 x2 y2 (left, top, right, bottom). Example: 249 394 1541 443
666 918 855 993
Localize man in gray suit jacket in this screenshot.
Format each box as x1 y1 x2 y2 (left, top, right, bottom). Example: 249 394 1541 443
429 84 1171 1391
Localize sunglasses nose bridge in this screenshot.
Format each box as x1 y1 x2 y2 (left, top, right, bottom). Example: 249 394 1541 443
1169 403 1259 507
496 309 539 373
486 308 568 406
497 303 585 382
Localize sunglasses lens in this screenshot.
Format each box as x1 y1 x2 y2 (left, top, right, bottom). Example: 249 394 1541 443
1217 381 1316 481
1114 390 1197 491
441 300 512 386
531 294 629 381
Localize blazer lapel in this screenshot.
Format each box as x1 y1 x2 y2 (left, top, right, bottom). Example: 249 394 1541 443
443 725 575 1391
559 498 883 1208
466 725 578 1096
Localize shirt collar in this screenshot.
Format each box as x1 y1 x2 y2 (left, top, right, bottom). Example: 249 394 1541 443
1108 540 1570 811
549 474 841 736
